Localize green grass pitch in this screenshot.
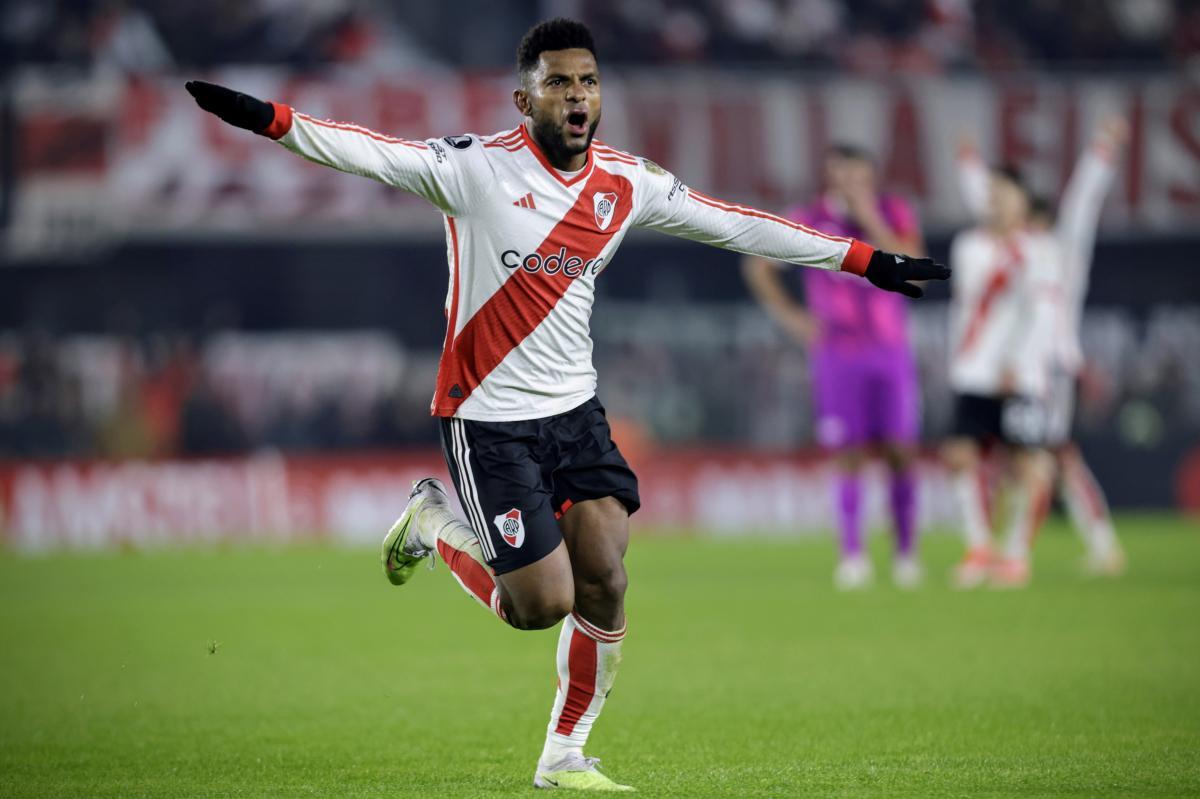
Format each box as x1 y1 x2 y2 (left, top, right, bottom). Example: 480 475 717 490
1 516 1198 798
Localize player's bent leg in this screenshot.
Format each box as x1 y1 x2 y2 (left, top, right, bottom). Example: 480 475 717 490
382 477 513 621
435 414 577 626
535 496 633 792
882 443 921 588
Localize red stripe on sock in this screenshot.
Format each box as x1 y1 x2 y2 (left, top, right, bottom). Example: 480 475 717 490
570 611 626 643
555 628 598 736
436 539 495 607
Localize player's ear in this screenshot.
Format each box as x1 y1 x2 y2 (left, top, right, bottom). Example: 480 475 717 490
513 88 531 118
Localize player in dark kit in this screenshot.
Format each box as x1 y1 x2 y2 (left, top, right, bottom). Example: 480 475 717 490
187 18 948 791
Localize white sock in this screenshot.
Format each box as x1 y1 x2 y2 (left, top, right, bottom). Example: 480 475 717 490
1004 480 1050 560
540 611 626 769
954 470 991 550
1060 457 1119 558
417 501 506 621
1004 486 1032 559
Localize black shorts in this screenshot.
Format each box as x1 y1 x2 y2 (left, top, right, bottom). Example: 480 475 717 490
951 393 1051 448
438 396 640 575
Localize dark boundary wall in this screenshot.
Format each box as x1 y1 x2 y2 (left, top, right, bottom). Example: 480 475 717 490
3 236 1198 337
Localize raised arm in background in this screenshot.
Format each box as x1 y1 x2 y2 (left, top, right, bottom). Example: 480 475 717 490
1056 116 1127 286
955 134 991 222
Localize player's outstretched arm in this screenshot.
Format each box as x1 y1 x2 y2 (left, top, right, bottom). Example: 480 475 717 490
632 165 948 298
185 80 473 214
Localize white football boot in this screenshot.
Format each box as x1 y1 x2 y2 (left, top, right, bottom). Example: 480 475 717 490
834 555 874 590
892 555 924 589
380 478 446 585
534 753 634 792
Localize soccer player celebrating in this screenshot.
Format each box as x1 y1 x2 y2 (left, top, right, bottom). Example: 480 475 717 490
742 146 926 590
956 119 1128 577
944 164 1061 589
187 19 947 791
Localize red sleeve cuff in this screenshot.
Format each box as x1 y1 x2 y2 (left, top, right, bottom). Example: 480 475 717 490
261 102 293 140
841 240 873 276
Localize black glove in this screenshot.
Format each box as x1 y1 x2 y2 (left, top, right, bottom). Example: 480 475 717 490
864 250 950 298
185 80 275 134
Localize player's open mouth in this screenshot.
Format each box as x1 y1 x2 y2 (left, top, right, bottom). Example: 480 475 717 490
565 109 589 136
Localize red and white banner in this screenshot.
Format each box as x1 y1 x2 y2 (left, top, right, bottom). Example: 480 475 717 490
8 71 1198 255
0 450 962 550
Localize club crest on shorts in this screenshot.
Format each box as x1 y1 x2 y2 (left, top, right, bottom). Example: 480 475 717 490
593 192 618 231
493 508 526 548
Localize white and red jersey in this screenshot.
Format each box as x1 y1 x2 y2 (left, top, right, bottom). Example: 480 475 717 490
955 145 1116 375
948 227 1061 398
261 104 872 421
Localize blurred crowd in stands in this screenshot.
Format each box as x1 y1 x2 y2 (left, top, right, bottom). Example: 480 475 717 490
0 332 439 458
3 0 1195 74
3 303 1197 460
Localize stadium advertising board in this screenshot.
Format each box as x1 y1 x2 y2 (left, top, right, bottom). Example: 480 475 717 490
0 452 964 549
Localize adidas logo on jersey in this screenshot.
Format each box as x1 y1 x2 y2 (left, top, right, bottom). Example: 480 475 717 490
513 192 536 209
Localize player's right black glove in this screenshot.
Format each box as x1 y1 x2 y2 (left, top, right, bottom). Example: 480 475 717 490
185 80 275 134
864 250 950 299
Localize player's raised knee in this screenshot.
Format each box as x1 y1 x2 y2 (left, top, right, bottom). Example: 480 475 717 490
508 591 574 631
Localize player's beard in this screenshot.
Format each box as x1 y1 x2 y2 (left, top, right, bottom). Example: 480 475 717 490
530 110 600 168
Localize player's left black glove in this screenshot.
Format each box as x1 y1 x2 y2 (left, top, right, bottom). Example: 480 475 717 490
864 250 950 298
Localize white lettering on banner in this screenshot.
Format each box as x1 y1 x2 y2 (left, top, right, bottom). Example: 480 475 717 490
5 458 293 549
0 453 962 550
7 72 1198 256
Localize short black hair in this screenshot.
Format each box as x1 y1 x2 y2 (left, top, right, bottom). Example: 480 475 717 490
517 18 597 78
829 143 874 163
1029 194 1055 222
992 163 1031 199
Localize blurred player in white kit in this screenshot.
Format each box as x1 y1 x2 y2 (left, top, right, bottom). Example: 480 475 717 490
951 118 1129 585
944 162 1061 588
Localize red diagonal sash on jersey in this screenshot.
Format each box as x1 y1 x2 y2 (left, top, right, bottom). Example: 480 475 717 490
957 240 1022 357
433 169 634 416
